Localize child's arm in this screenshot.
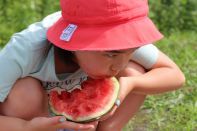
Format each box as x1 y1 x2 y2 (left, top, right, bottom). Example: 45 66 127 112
0 115 94 131
132 51 185 94
120 50 185 97
0 115 27 131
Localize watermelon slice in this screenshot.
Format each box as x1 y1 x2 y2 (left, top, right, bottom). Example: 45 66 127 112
49 77 119 123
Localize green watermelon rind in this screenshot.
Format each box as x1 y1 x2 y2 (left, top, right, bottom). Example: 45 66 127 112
49 77 120 123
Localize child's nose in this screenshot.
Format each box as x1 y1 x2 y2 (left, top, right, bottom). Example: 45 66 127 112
110 66 121 76
111 62 126 71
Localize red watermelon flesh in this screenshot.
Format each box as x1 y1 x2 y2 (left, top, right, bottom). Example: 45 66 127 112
49 77 119 122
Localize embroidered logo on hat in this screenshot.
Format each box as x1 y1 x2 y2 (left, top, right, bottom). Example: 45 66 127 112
60 24 78 42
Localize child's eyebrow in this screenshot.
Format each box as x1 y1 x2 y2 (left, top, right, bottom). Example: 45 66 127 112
105 50 125 53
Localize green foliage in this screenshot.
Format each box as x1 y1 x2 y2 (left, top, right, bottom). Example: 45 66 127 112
0 0 60 47
149 0 197 35
0 0 197 47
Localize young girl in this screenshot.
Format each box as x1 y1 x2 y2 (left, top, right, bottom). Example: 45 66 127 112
0 0 185 131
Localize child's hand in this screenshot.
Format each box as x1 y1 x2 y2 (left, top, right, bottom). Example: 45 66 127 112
98 104 118 121
25 116 95 131
118 76 135 101
98 77 135 122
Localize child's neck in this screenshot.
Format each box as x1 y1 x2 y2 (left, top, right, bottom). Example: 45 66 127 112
54 49 79 74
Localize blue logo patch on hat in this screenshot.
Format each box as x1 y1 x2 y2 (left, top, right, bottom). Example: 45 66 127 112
60 24 78 42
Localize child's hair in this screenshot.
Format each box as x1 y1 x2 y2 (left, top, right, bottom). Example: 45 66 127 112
53 45 75 63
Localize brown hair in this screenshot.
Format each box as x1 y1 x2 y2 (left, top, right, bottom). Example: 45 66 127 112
53 45 75 63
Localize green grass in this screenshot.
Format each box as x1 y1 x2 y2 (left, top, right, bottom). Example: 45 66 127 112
124 31 197 131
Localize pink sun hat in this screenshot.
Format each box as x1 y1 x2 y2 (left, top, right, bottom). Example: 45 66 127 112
47 0 163 51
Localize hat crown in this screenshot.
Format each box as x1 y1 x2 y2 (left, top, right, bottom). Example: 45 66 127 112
61 0 148 25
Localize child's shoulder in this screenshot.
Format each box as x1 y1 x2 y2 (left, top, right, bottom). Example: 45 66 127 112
131 44 159 69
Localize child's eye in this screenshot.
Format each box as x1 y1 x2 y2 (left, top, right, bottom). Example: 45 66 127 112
105 53 117 58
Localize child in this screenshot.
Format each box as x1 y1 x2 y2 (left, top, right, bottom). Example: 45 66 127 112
0 0 185 131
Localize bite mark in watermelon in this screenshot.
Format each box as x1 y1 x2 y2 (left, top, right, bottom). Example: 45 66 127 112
49 77 119 123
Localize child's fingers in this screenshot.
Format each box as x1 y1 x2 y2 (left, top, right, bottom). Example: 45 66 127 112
77 120 99 131
88 121 99 126
99 105 117 121
45 116 64 125
45 116 95 130
85 121 99 128
57 118 95 130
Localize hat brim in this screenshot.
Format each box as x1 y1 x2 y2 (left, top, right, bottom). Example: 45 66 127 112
47 17 163 51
